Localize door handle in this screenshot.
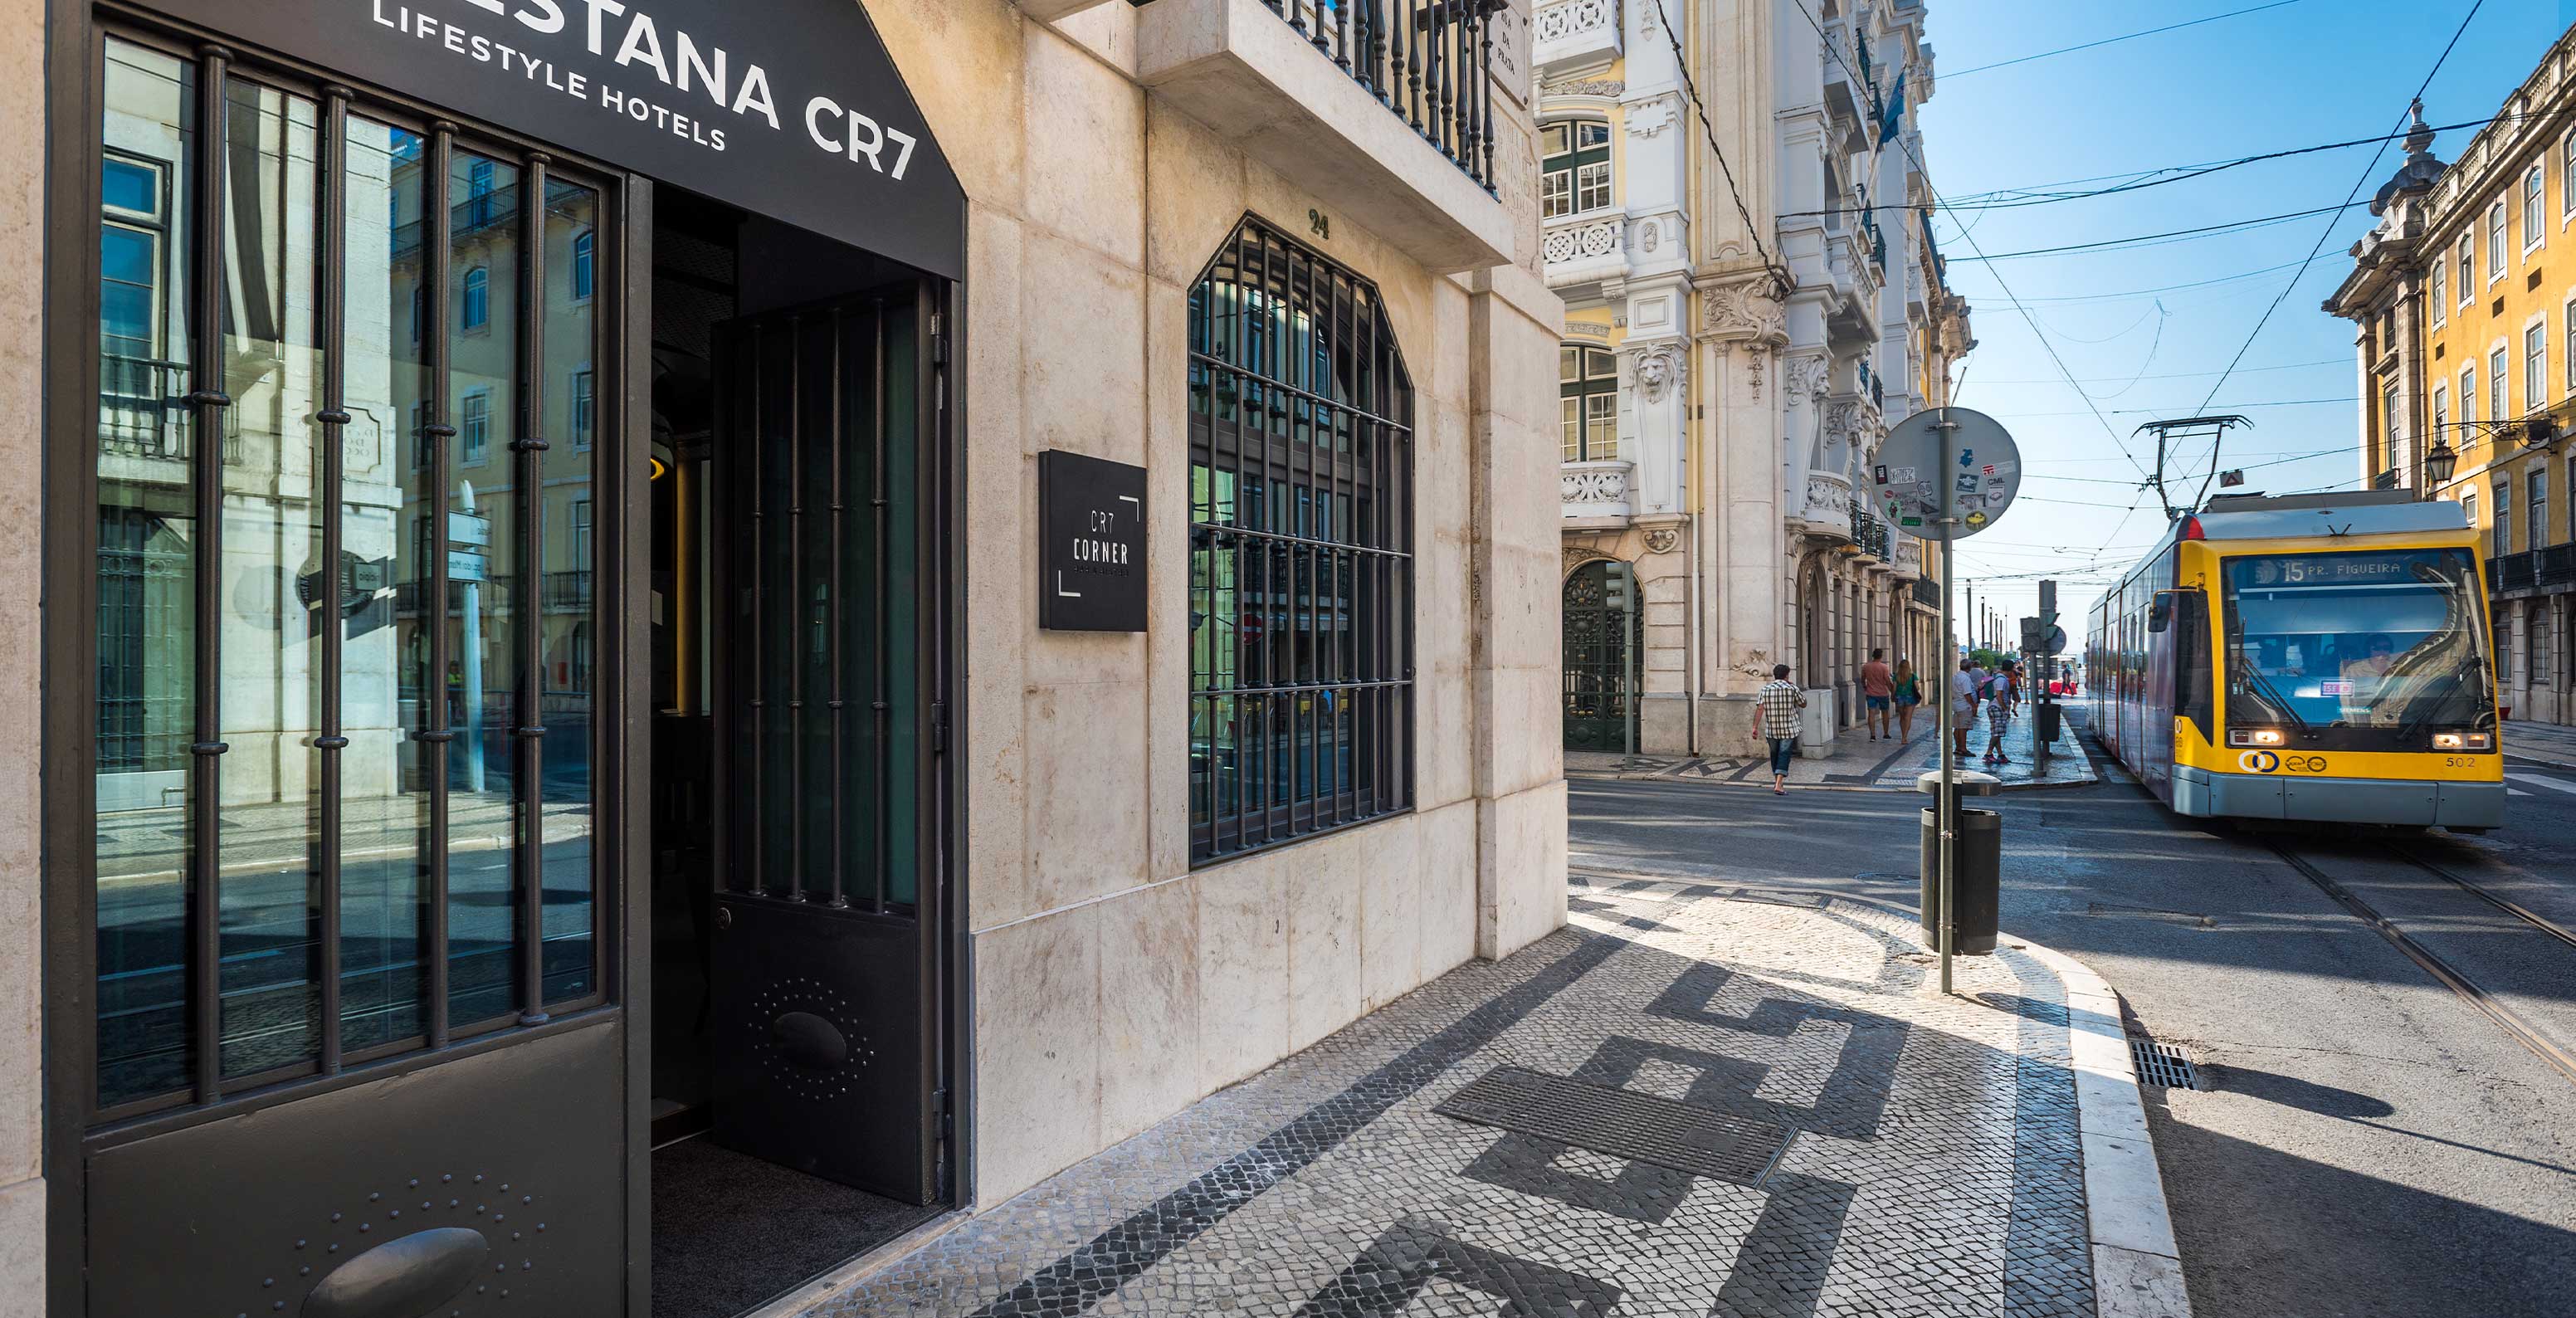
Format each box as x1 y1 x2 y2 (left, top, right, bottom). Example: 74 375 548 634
302 1226 490 1318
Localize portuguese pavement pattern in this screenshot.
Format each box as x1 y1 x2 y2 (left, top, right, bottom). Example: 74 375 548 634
807 877 2096 1318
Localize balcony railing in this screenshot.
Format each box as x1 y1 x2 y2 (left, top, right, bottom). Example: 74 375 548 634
1543 216 1622 268
2373 468 2401 491
1264 0 1502 193
544 569 593 613
99 354 193 461
1851 508 1890 562
1561 458 1635 521
2495 549 2536 592
1913 575 1939 608
2539 542 2576 588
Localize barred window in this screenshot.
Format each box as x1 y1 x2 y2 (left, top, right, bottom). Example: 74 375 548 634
1187 217 1414 864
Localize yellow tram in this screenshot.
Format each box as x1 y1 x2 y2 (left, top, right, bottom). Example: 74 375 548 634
2086 491 2504 831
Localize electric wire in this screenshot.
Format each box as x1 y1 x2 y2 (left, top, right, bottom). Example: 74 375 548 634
1647 0 1789 290
1947 202 2374 263
1943 1 2309 79
1783 0 2154 486
2186 0 2488 511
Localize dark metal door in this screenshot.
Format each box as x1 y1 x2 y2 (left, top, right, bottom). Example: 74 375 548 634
56 32 633 1318
1563 561 1642 753
707 289 944 1205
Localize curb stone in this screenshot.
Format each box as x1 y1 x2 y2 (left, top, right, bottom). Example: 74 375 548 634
1569 870 2193 1318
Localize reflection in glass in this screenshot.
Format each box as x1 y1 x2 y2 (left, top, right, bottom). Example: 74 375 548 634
341 115 432 1051
446 149 521 1027
215 77 328 1081
541 178 598 1003
2224 549 2499 739
95 37 198 1107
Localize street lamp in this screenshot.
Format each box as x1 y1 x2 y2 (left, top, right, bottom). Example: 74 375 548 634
2424 438 2459 484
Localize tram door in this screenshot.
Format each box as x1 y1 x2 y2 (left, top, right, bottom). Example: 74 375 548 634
1564 561 1644 753
705 289 944 1204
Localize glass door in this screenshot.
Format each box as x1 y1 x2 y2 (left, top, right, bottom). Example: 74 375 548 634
74 31 628 1317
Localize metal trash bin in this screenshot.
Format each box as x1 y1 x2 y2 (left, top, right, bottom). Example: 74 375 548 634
1915 770 2001 956
2037 700 2062 744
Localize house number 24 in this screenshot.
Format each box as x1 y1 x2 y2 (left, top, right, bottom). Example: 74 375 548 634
1309 208 1331 241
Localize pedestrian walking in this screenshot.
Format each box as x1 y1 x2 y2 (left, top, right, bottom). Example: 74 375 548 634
1891 657 1920 742
1861 648 1895 741
1950 657 1979 761
1983 661 2017 764
1749 663 1806 796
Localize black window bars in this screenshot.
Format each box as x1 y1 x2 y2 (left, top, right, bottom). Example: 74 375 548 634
1265 0 1502 194
87 34 607 1119
1188 216 1416 865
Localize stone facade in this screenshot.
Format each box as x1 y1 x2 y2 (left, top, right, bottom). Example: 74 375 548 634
0 0 1569 1301
1539 0 1968 760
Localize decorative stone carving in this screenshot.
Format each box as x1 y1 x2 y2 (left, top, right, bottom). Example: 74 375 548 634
1544 78 1626 99
1745 350 1765 402
1628 343 1685 404
1784 354 1832 403
1534 0 1614 46
1637 219 1660 254
1642 526 1680 554
1624 93 1679 139
1699 281 1785 343
1562 544 1614 575
1543 218 1622 266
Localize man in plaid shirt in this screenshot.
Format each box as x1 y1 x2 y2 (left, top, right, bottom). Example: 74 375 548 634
1747 663 1807 796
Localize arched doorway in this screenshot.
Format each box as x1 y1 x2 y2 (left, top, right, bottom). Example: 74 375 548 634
1562 560 1643 752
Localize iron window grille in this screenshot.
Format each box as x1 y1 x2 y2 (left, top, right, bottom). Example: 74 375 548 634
1187 216 1414 865
1560 344 1617 462
77 31 612 1120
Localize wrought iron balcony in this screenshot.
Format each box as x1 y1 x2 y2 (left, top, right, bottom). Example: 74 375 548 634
1139 0 1514 273
1850 506 1889 563
2495 549 2536 592
2539 542 2576 588
1912 574 1940 608
2373 468 2401 491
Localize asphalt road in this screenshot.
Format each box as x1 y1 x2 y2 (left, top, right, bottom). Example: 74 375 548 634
1569 731 2576 1318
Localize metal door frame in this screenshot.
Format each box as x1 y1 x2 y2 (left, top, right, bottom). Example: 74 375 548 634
40 4 971 1311
45 4 625 1313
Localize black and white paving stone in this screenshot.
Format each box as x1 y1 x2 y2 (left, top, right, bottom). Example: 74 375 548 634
807 881 2097 1318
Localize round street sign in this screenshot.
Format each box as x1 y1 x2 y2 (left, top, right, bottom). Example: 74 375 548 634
1871 407 2022 542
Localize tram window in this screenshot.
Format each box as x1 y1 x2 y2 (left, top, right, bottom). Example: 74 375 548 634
2221 549 2494 736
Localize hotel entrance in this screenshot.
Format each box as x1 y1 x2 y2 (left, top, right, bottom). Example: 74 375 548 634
41 4 965 1316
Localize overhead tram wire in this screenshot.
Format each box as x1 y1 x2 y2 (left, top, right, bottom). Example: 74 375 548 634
1942 0 2308 79
1947 202 2376 264
2187 0 2488 511
1780 0 2157 486
1775 114 2523 219
1647 0 1791 293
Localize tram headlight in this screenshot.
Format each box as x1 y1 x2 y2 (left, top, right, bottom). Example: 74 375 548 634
2431 732 2493 752
2228 729 2287 748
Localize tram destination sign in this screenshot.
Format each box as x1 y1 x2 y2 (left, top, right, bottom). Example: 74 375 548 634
1038 450 1147 633
134 0 964 279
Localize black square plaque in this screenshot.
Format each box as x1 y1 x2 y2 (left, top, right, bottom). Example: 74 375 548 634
1038 449 1148 632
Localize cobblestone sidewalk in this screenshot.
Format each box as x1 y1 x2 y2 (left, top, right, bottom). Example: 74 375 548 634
788 877 2149 1318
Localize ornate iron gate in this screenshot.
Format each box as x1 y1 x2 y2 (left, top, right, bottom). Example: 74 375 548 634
1562 561 1643 753
707 290 945 1206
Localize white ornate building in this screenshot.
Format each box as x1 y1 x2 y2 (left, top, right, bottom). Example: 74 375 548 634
1541 0 1972 756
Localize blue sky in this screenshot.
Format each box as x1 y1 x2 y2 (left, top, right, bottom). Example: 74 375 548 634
1911 0 2564 646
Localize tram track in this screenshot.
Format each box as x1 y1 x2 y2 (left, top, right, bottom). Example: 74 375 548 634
2260 837 2576 1089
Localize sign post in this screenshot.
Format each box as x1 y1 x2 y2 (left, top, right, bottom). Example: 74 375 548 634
1871 406 2022 996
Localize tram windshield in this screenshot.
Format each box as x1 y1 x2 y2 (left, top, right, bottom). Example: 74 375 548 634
2221 548 2495 742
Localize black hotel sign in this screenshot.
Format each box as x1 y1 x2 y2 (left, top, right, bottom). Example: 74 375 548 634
1039 451 1146 632
133 0 965 280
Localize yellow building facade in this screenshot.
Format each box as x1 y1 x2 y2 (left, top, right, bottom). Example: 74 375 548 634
2330 23 2576 728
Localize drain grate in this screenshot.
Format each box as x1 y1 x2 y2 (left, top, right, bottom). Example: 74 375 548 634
1434 1066 1793 1185
2129 1035 2203 1091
